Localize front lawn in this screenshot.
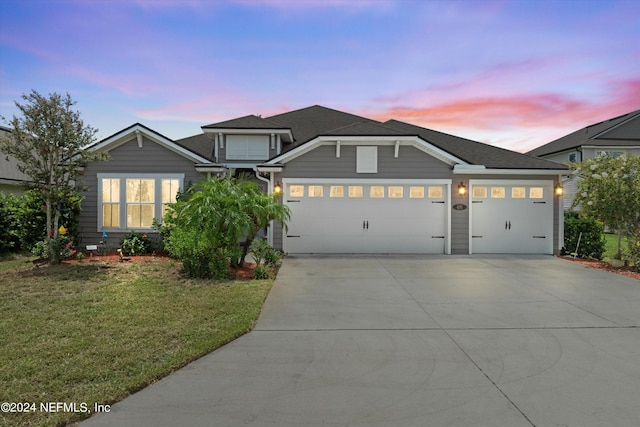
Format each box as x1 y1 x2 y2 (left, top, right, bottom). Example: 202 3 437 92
0 256 273 427
604 232 628 260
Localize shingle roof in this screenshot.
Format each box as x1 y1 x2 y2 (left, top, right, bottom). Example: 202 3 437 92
202 114 286 130
527 109 640 157
383 120 566 170
266 105 380 146
174 133 214 160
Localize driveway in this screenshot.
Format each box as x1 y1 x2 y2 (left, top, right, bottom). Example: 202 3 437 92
82 255 640 427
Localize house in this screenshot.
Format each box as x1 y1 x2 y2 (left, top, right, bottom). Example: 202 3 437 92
0 126 33 194
80 105 567 255
527 109 640 209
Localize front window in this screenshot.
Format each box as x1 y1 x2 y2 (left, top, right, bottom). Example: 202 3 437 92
98 174 183 230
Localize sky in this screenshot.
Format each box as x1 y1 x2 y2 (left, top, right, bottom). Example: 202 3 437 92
0 0 638 153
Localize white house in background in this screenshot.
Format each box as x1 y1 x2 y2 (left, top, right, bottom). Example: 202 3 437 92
80 105 568 255
0 126 33 195
527 109 640 210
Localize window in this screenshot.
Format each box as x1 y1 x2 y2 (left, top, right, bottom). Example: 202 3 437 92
370 186 384 198
356 146 378 173
162 179 180 218
308 185 323 198
127 179 155 228
225 135 269 160
289 185 304 198
388 186 403 198
529 187 544 199
330 186 344 198
348 186 363 198
568 153 577 162
409 186 424 199
491 187 505 198
98 174 183 230
428 186 443 199
102 179 120 228
472 186 487 199
511 187 526 199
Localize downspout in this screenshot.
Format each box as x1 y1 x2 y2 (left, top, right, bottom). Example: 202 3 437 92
254 169 274 246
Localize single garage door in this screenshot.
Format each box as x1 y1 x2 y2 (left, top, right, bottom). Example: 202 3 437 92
470 180 554 254
283 180 449 254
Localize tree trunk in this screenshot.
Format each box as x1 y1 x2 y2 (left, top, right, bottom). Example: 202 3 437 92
238 227 260 268
617 230 623 260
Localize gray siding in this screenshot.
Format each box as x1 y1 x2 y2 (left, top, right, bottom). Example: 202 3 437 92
78 136 203 246
280 145 453 179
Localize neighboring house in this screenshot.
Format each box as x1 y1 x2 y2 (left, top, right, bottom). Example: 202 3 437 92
527 109 640 209
80 105 567 255
0 126 33 194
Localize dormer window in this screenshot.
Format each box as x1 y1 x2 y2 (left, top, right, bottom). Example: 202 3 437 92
226 135 270 160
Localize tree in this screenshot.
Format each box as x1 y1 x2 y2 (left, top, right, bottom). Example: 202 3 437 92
0 91 107 264
162 176 289 279
570 153 640 259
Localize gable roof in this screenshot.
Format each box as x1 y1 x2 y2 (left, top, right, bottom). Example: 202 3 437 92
527 109 640 157
88 123 212 164
203 114 285 130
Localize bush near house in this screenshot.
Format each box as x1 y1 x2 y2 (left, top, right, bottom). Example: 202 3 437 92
161 176 289 279
563 211 606 260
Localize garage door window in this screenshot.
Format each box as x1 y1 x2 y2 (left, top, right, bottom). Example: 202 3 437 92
409 186 424 198
370 186 385 198
330 186 344 198
428 186 443 199
473 186 487 198
308 185 323 198
512 187 526 199
530 187 544 199
348 186 363 198
388 186 403 198
491 187 505 198
289 185 304 198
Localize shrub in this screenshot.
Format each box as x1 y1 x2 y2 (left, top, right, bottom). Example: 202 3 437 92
250 238 281 267
0 192 20 252
120 231 152 255
563 211 606 259
627 233 640 271
253 265 270 280
31 235 76 260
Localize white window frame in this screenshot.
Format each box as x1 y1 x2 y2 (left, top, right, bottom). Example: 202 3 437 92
226 135 270 160
97 173 184 231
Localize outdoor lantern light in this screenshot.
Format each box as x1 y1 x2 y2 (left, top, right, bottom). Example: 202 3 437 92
555 184 564 196
274 182 282 194
457 182 467 196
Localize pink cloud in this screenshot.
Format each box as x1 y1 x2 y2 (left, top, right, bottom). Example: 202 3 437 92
364 79 640 153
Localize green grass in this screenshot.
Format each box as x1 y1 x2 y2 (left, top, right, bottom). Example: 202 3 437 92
604 233 629 260
0 257 274 427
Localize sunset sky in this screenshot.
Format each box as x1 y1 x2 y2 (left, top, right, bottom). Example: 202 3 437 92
1 0 638 153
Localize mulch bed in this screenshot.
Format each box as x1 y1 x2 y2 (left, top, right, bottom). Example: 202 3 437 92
560 256 640 280
63 252 258 280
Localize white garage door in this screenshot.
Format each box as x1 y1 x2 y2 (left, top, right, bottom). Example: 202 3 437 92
283 180 450 254
470 180 554 254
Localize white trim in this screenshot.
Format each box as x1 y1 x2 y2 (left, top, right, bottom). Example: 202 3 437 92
96 173 184 232
255 165 283 173
267 136 466 167
336 141 341 158
89 124 210 164
582 145 640 150
282 178 452 185
202 127 293 142
454 166 566 175
394 140 400 158
222 162 265 169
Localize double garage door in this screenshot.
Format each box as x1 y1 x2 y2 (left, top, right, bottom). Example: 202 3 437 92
283 180 449 254
282 179 555 255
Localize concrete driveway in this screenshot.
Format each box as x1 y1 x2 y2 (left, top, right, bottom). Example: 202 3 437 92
82 255 640 427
